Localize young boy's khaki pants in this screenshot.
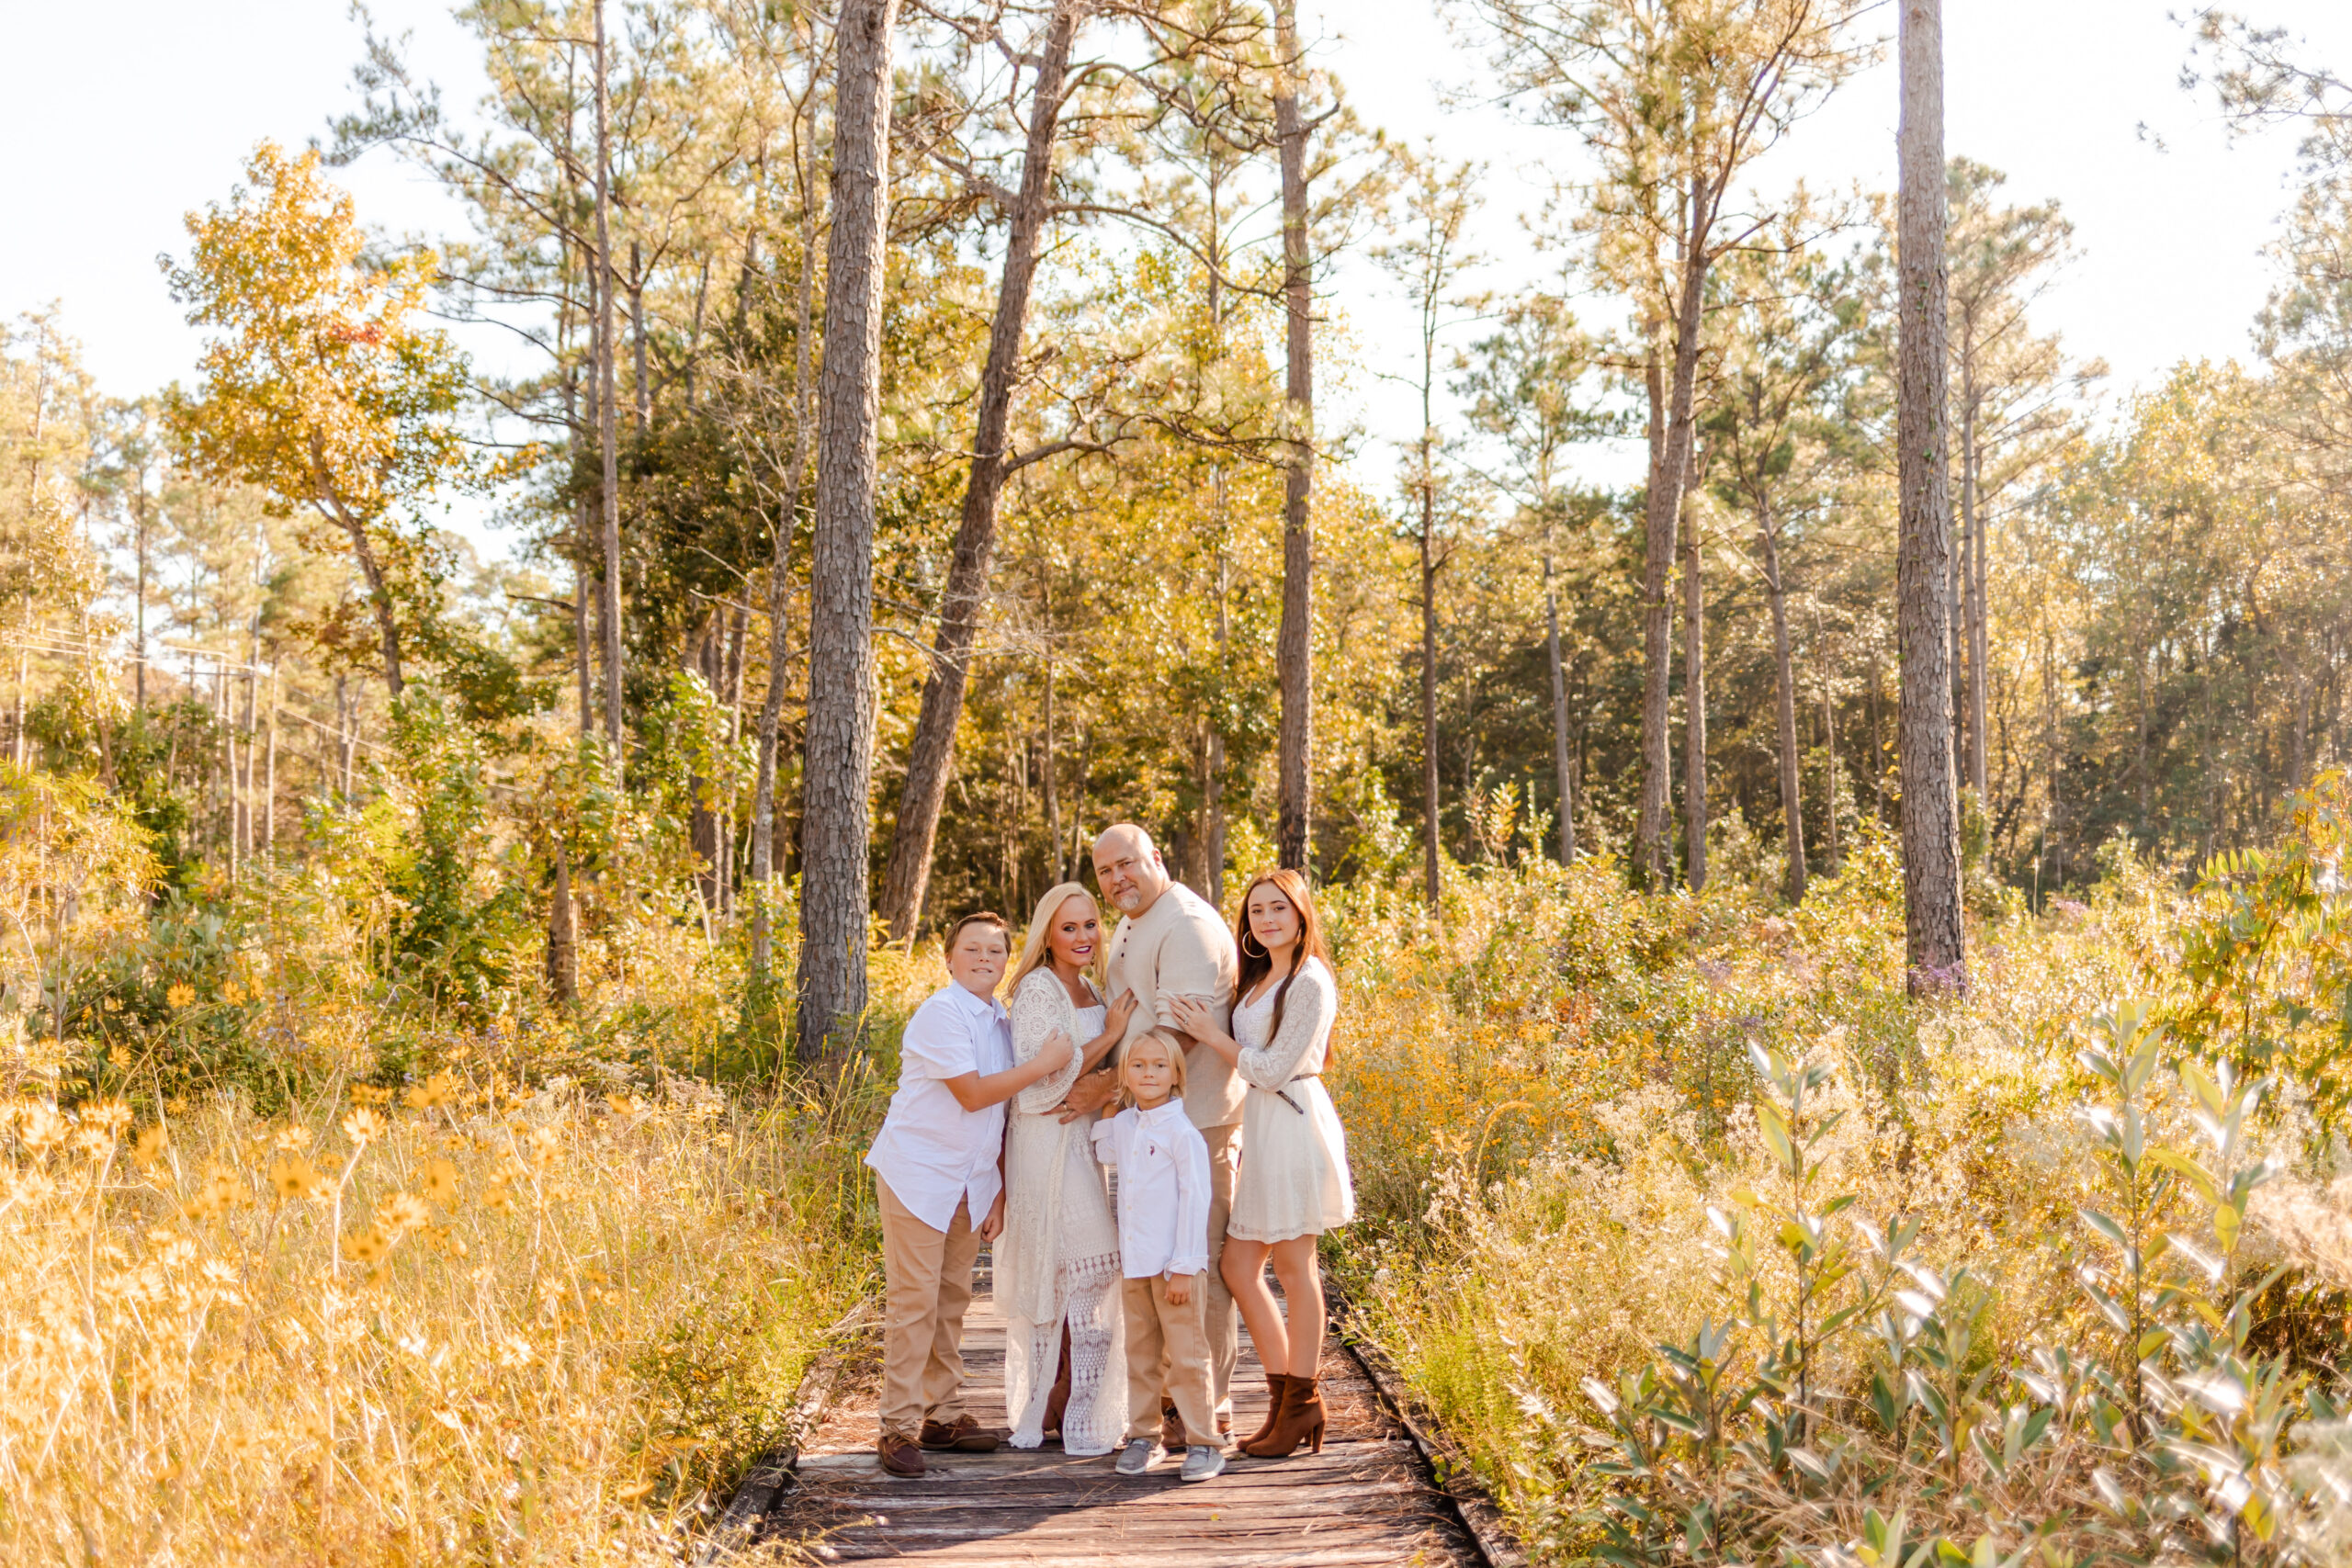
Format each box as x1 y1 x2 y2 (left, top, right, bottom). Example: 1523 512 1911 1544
1122 1274 1215 1445
876 1177 980 1441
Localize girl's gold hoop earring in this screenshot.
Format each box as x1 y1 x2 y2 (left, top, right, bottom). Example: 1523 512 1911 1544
1240 931 1266 957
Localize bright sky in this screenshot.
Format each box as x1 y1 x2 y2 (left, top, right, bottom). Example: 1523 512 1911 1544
6 0 2347 547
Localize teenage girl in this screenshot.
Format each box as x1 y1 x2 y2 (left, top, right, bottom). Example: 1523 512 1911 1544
1170 869 1353 1459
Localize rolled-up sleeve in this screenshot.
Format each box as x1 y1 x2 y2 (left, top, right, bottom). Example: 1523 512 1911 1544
1154 904 1233 1031
899 994 978 1080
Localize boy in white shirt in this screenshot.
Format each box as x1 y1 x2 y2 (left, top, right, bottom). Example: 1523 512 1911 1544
866 912 1074 1478
1091 1029 1224 1482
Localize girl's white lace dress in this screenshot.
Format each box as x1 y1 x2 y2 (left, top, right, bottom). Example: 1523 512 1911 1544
1227 955 1356 1244
1000 967 1126 1454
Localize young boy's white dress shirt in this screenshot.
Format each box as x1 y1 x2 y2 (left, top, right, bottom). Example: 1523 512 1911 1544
1092 1100 1216 1443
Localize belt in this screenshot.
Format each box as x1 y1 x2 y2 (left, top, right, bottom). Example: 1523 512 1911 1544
1272 1072 1319 1115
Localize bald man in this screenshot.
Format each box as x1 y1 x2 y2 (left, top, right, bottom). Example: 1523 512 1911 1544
1061 823 1241 1439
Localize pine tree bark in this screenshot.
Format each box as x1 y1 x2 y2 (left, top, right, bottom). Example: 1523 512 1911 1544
1760 510 1806 903
1897 0 1967 993
878 0 1082 940
1681 477 1707 892
1967 412 1990 799
1419 481 1442 909
1272 0 1315 872
547 840 578 1003
594 0 626 757
751 73 824 976
1634 306 1702 885
1544 548 1575 864
797 0 899 1063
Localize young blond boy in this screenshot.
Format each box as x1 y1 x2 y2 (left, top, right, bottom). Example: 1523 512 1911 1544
1091 1029 1224 1482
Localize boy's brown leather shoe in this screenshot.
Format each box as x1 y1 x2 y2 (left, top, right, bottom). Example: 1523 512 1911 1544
919 1414 1001 1452
877 1432 925 1477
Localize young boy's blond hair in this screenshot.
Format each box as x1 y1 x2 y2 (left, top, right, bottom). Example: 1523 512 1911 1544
1116 1027 1190 1109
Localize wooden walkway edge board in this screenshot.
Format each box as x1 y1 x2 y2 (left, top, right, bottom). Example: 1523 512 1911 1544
698 1303 878 1567
740 1263 1508 1566
1332 1285 1533 1568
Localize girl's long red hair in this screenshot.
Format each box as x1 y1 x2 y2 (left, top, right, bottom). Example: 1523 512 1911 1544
1232 868 1333 1058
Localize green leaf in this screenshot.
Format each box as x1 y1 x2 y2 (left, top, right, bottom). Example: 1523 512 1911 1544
1757 1100 1797 1177
2081 1208 2129 1249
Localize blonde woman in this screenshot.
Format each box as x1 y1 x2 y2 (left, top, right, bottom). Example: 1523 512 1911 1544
999 883 1138 1454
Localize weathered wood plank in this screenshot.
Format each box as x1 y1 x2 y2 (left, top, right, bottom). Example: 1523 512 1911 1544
762 1270 1487 1565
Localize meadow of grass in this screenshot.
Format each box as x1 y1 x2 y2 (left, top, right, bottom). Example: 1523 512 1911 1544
7 739 2351 1566
1325 791 2352 1565
0 857 947 1565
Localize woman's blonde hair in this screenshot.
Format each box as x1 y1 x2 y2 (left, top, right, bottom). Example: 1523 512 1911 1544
1009 882 1106 997
1117 1028 1189 1108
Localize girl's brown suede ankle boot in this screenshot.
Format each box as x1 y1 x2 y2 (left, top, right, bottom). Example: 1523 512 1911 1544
1240 1371 1291 1449
1240 1373 1325 1458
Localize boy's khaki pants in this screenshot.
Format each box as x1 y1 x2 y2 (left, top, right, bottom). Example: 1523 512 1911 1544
1122 1274 1216 1446
876 1176 979 1441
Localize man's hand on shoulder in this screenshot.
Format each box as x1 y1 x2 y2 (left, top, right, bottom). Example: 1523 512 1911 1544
1055 1066 1117 1122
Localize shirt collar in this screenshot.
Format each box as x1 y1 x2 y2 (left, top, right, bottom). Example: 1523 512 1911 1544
1135 1099 1186 1125
942 983 1007 1021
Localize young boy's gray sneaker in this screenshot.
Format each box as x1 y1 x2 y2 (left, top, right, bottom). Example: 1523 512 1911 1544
1114 1438 1160 1476
1179 1444 1227 1483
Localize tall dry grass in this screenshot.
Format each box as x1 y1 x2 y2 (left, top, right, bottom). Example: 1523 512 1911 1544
1324 840 2350 1562
0 1054 887 1565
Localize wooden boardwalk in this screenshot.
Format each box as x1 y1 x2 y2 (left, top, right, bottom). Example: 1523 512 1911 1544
756 1263 1486 1566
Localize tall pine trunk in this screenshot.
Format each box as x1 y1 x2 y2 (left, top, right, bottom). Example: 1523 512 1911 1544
1680 478 1707 891
797 0 899 1063
1634 272 1703 884
878 0 1082 940
1967 413 1991 800
1897 0 1966 993
1272 0 1315 872
751 74 824 976
1544 548 1575 864
594 0 625 757
1419 479 1441 909
1760 511 1805 903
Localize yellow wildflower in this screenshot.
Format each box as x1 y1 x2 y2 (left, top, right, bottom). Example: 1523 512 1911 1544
342 1108 388 1148
344 1226 390 1264
268 1156 318 1201
376 1191 429 1238
404 1071 458 1111
17 1101 67 1153
165 983 196 1010
421 1158 460 1207
132 1123 169 1169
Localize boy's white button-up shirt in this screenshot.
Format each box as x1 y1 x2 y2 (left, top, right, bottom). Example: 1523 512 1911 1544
1091 1100 1211 1278
865 983 1013 1232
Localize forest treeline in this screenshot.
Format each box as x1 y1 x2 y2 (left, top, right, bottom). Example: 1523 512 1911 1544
2 0 2347 1022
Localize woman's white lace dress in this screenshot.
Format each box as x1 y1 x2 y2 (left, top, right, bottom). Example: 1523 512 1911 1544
1000 968 1125 1454
1227 956 1356 1244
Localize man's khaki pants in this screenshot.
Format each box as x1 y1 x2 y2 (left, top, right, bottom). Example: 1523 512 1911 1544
1199 1122 1240 1418
1123 1274 1216 1446
876 1177 980 1441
